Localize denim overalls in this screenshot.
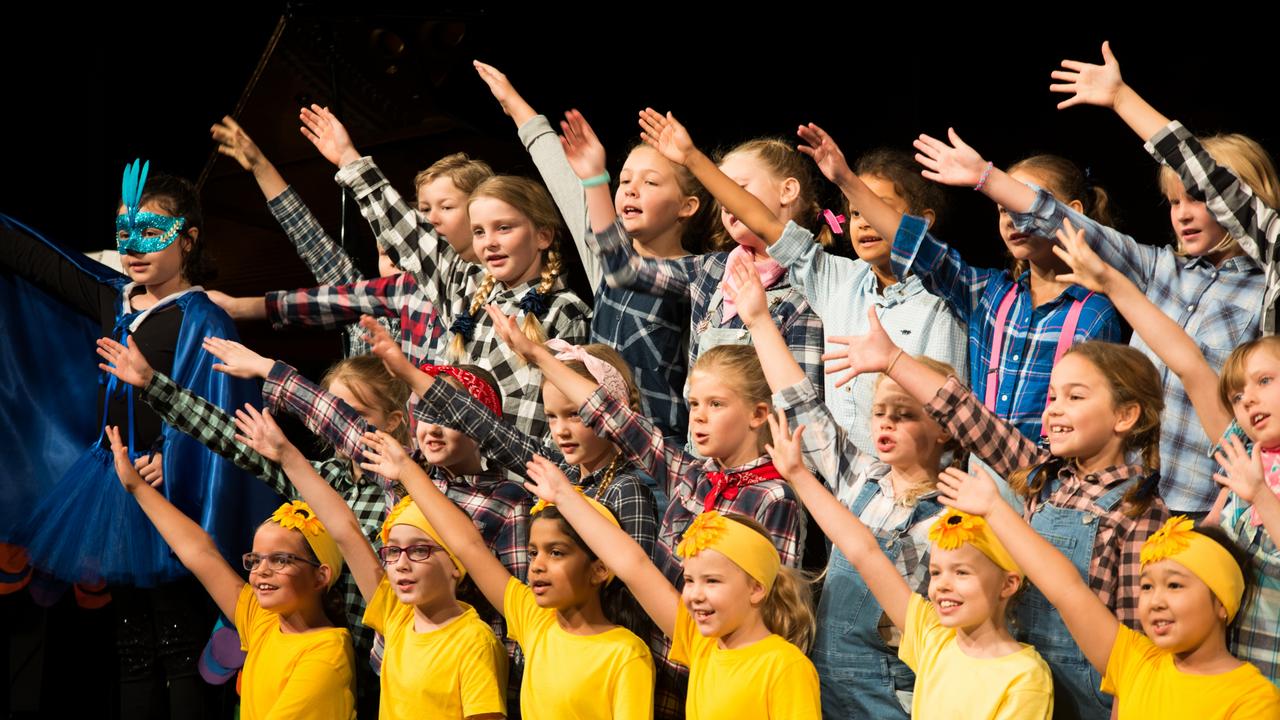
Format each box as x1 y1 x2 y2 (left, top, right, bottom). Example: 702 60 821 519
811 476 945 719
1015 466 1128 720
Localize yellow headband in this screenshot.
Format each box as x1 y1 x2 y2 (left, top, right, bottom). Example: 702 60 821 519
531 489 621 582
676 511 781 593
928 510 1022 577
1141 516 1245 621
380 497 465 580
269 501 343 588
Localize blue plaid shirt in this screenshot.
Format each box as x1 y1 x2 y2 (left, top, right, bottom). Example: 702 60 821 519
892 213 1122 442
1010 192 1263 513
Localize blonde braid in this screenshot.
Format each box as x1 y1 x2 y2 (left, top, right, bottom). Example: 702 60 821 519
447 272 497 361
519 248 560 345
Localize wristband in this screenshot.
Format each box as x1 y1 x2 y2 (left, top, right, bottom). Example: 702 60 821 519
581 171 611 188
885 348 906 376
974 162 995 192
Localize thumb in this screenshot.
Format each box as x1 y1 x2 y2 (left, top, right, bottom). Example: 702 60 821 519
1101 40 1116 64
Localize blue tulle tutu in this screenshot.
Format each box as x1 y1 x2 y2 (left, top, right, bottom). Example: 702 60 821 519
16 443 184 587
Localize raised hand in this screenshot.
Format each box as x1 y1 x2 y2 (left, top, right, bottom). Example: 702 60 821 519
210 116 266 172
763 409 810 482
473 60 535 122
135 452 164 489
721 252 771 328
559 109 608 180
232 404 292 463
107 425 146 493
97 335 155 388
299 104 360 168
524 454 576 505
637 108 696 166
796 123 854 185
360 316 415 380
913 128 990 188
359 430 412 480
822 307 902 388
1214 435 1269 504
937 466 1002 517
1053 217 1118 294
484 304 541 363
203 337 274 380
1051 41 1125 111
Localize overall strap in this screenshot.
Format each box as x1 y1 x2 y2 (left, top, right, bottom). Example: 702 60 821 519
1043 292 1092 407
984 285 1019 410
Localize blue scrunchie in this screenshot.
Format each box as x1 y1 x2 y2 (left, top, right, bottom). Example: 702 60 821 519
518 288 549 318
449 312 478 342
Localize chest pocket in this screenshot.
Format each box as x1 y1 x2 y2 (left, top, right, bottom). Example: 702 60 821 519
694 283 794 359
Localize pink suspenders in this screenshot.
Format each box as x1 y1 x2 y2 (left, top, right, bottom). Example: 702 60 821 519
984 285 1093 411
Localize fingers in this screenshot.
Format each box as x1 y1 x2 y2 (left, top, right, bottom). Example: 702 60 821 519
105 425 125 454
1058 59 1090 72
946 127 967 148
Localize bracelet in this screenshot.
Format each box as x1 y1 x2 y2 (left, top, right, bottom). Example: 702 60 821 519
974 162 994 192
885 348 905 376
581 171 611 188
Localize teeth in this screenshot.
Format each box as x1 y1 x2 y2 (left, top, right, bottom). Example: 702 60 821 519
939 600 960 608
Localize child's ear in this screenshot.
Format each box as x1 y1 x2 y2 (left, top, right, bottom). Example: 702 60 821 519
590 559 612 588
384 409 406 436
749 402 772 430
678 194 701 221
316 564 333 592
748 578 768 607
1112 401 1141 435
778 177 801 209
1066 198 1085 214
922 209 937 228
535 226 553 252
1000 572 1022 601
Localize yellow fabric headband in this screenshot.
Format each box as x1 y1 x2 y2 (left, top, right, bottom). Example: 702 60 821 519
381 497 465 579
269 501 343 588
676 511 781 593
928 510 1023 577
1141 516 1245 621
531 489 621 582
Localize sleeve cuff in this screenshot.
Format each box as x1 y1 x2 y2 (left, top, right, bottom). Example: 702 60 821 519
333 156 380 197
772 378 820 411
767 221 816 268
889 214 932 280
517 114 557 150
924 375 969 419
1142 119 1189 160
1007 186 1055 232
265 185 299 220
263 360 295 407
579 385 618 430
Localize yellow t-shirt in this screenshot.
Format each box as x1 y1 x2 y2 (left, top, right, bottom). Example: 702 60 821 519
503 577 654 720
363 577 508 719
1103 624 1280 719
234 584 355 720
669 602 820 719
899 593 1053 719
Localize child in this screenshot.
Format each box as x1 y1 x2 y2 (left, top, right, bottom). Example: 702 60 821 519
359 429 654 720
413 152 496 264
108 424 355 719
826 305 1169 718
768 417 1051 718
476 62 708 440
939 467 1280 716
724 255 955 716
234 406 508 719
523 455 820 719
907 131 1123 442
771 122 968 456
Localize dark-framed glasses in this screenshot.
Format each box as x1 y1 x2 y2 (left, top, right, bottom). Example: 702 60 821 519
377 544 441 564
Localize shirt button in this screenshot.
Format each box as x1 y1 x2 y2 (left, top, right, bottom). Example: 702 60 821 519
1187 304 1195 312
1012 354 1020 362
1001 394 1009 402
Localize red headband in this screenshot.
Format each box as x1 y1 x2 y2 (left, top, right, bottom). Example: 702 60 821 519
420 364 502 417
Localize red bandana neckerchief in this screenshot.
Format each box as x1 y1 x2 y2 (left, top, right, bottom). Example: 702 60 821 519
703 461 783 511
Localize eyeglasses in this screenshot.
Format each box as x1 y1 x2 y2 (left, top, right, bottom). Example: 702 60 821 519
242 552 321 573
377 544 441 564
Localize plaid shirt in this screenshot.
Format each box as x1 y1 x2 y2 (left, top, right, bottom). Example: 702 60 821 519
415 378 659 557
326 155 592 442
1010 191 1263 513
1147 121 1280 336
893 213 1122 442
138 372 382 657
927 376 1169 628
593 219 826 401
266 186 403 357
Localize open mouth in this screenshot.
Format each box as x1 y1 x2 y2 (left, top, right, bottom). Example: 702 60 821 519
1007 232 1029 244
875 435 897 453
937 599 962 614
1047 424 1074 437
395 578 417 591
485 254 508 268
1150 618 1173 636
692 432 710 446
691 608 715 623
530 580 552 595
621 205 642 218
856 235 884 248
1251 413 1270 429
255 583 279 595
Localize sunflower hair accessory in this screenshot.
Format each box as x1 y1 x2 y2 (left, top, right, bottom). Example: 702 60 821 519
266 501 343 588
1140 515 1245 621
675 511 781 592
928 509 1021 577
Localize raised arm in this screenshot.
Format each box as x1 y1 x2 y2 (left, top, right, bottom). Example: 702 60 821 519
765 413 912 628
211 115 287 202
360 430 513 614
1050 41 1169 142
638 108 787 245
913 128 1037 216
524 456 679 635
108 425 244 620
726 254 805 392
233 406 383 601
797 122 911 241
938 465 1118 673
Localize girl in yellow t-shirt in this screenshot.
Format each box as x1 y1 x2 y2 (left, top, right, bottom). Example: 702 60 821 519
104 425 355 720
523 454 820 719
233 406 508 720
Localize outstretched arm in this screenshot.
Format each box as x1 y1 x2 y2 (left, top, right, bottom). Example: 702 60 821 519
638 108 787 245
524 456 679 635
913 128 1037 215
1050 41 1169 142
109 425 244 620
797 122 911 240
211 115 287 201
938 465 1118 672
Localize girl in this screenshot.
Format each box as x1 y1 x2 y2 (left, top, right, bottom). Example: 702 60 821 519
108 424 356 719
358 429 654 720
233 406 508 719
939 467 1280 716
905 130 1123 442
724 255 956 717
774 122 967 456
826 305 1170 718
0 164 277 718
523 455 819 719
607 109 825 399
766 417 1051 718
971 41 1274 515
214 105 590 440
476 62 708 440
